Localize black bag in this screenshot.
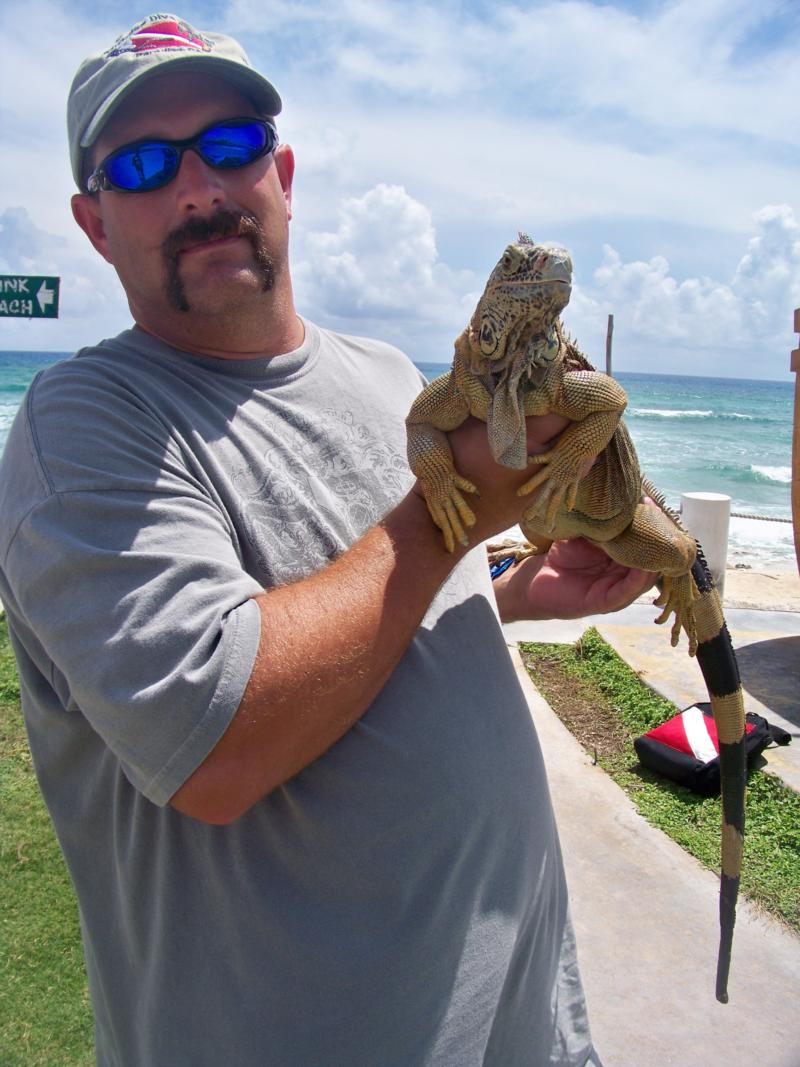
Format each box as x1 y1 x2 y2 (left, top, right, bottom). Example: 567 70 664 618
633 702 791 797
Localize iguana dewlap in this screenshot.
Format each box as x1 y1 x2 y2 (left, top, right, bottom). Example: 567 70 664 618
406 234 747 1004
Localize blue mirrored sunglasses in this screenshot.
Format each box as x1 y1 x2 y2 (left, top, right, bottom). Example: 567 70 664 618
87 118 279 193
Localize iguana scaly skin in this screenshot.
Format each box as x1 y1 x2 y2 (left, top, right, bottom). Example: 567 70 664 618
406 234 747 1003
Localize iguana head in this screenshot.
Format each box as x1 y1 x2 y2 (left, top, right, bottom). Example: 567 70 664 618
463 233 573 376
458 234 573 468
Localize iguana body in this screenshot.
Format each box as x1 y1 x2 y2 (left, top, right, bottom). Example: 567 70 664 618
406 235 747 1003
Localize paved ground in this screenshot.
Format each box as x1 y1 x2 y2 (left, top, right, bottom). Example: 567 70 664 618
503 570 800 1067
510 653 800 1067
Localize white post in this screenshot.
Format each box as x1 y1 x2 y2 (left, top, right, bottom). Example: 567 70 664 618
680 492 731 601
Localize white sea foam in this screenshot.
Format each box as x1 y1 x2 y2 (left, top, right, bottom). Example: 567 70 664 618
631 407 713 418
630 407 755 421
751 465 792 484
727 515 796 569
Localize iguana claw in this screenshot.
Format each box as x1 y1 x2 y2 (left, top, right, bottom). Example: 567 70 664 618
516 449 583 529
421 473 478 552
653 573 700 655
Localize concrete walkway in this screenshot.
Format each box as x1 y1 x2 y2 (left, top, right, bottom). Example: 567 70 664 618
503 582 800 1067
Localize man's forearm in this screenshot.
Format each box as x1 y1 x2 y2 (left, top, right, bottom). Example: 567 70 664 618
171 413 577 823
170 489 466 823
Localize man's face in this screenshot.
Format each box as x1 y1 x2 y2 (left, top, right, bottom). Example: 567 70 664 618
73 72 294 328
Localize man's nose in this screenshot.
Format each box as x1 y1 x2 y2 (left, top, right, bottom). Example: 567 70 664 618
172 148 226 212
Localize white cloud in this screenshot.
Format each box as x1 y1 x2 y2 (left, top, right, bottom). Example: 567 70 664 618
1 1 125 238
229 0 800 148
1 0 797 378
292 183 481 361
0 208 68 271
586 246 743 343
225 0 331 31
494 0 800 144
732 205 800 321
291 191 800 376
294 183 474 322
334 1 474 97
562 204 800 374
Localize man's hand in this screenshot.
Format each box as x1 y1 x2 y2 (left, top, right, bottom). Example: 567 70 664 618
493 537 657 623
432 413 580 548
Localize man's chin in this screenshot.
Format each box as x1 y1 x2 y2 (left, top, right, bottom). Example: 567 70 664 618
168 263 273 314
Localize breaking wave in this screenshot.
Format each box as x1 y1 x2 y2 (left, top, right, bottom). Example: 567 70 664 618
629 407 755 421
751 465 792 484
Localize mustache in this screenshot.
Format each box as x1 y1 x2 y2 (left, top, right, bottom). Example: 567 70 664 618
162 207 265 261
162 208 276 313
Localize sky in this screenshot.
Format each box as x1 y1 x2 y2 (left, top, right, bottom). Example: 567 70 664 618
1 0 799 380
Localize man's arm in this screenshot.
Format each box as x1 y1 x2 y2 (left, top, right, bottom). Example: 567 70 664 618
171 414 569 824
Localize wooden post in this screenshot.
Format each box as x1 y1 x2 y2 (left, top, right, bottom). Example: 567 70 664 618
792 308 800 575
605 314 614 376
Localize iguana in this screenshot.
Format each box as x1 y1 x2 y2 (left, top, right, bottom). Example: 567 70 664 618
406 233 747 1004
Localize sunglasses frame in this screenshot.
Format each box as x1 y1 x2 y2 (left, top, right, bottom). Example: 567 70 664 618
86 117 279 194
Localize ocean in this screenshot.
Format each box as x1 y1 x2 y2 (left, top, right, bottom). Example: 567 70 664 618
1 351 796 568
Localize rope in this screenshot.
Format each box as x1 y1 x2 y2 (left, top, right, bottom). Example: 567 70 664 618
728 512 793 524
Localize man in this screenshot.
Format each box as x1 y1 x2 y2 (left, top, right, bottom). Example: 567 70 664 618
0 14 653 1066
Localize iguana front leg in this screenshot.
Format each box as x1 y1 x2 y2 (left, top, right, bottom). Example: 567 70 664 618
407 372 476 552
409 425 479 551
518 410 621 528
517 370 628 528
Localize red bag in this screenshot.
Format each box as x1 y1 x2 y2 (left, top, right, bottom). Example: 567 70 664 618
633 703 789 797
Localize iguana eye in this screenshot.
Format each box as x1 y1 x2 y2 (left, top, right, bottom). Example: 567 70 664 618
501 246 523 274
479 315 499 355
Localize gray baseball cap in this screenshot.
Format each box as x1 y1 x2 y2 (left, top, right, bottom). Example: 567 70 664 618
67 13 282 190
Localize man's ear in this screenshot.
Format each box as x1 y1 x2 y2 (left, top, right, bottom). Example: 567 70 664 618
273 144 295 221
71 193 114 263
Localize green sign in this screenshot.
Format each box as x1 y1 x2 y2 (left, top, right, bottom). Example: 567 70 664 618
0 275 60 318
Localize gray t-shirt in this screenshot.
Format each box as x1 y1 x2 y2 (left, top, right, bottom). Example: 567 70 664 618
0 321 598 1066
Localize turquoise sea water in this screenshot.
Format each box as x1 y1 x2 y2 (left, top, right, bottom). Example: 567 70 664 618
1 351 795 564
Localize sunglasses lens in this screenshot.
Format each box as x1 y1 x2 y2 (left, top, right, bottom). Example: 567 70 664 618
105 144 180 191
197 122 272 167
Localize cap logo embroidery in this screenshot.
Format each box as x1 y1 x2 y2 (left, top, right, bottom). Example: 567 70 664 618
106 16 212 58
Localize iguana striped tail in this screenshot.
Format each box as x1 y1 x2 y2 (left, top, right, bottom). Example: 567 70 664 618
644 478 747 1003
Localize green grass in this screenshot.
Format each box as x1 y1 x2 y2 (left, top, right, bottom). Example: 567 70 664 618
0 617 94 1066
520 627 800 932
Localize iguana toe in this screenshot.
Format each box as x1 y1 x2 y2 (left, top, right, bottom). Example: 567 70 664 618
428 490 477 552
517 465 552 499
517 468 581 530
653 574 700 655
419 468 479 552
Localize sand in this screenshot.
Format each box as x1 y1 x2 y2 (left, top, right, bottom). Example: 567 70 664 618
714 565 800 612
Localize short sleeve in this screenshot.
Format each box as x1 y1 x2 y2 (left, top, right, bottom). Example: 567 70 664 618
1 364 265 804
